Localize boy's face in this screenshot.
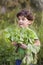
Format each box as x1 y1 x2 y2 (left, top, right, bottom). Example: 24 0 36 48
18 16 33 28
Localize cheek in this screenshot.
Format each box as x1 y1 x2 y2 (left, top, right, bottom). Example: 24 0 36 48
24 21 28 25
19 20 23 23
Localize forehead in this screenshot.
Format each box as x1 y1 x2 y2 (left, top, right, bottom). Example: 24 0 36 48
18 16 26 19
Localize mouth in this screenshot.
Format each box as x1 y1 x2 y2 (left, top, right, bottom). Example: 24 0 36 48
19 23 23 25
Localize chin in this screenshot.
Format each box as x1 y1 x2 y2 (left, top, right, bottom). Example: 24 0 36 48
19 25 24 27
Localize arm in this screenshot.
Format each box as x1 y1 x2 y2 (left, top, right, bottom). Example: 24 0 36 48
20 39 40 49
11 42 20 53
20 43 27 49
12 41 27 49
11 39 40 50
33 39 40 54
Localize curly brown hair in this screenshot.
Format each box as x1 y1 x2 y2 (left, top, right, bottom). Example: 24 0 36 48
17 10 34 21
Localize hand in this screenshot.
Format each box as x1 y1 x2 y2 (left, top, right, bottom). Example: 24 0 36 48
12 42 17 46
20 43 27 49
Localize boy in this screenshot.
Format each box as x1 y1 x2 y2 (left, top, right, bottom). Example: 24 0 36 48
3 10 40 65
12 10 40 65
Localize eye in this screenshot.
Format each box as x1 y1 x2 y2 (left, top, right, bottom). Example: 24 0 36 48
22 18 25 20
18 18 20 20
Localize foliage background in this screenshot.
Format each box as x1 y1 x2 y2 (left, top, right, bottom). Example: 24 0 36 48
0 0 43 65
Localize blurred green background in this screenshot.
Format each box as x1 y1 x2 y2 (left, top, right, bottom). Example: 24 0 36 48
0 0 43 65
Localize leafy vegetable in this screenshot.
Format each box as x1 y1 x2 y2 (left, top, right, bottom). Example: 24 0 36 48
3 27 40 65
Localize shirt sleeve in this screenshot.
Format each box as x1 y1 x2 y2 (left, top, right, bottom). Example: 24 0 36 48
29 29 38 40
27 29 40 54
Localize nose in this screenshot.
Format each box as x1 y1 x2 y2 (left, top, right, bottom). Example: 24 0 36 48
19 19 23 22
19 20 23 23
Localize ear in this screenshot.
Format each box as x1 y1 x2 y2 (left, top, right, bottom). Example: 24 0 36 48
28 20 34 25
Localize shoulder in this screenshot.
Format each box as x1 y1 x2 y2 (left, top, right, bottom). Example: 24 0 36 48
27 27 35 34
27 28 38 39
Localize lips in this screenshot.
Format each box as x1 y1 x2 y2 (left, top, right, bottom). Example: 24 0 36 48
19 23 23 25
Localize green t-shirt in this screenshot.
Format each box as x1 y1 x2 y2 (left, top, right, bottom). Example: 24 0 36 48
3 26 40 60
